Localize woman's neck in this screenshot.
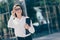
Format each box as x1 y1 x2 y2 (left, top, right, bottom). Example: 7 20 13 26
17 15 22 19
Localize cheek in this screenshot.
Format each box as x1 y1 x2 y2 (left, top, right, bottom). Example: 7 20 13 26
19 10 22 13
16 10 22 14
19 10 22 14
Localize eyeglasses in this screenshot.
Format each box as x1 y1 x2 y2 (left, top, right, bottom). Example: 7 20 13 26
15 8 21 11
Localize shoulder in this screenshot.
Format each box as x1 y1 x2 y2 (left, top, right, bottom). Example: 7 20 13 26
10 15 13 17
23 16 30 19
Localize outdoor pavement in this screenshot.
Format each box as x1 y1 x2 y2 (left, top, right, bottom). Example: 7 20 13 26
1 32 60 40
33 32 60 40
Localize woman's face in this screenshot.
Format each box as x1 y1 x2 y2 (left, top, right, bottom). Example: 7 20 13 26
15 6 22 15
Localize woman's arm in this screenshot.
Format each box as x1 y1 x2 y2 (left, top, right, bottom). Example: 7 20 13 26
28 20 35 34
8 15 14 28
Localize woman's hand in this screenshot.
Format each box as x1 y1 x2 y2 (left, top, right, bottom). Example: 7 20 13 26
24 24 30 30
11 9 16 16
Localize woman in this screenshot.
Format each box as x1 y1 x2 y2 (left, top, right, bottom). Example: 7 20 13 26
8 4 35 40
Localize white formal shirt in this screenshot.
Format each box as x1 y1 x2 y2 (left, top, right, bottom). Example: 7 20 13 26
8 15 35 37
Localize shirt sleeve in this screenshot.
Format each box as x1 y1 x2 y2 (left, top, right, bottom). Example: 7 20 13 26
28 20 35 34
7 15 15 28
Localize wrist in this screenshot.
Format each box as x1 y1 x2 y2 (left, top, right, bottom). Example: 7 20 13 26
27 26 30 30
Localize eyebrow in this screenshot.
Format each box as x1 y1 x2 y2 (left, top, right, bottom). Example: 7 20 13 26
15 8 21 9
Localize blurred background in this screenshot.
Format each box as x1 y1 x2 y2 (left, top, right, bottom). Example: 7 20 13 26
0 0 60 40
